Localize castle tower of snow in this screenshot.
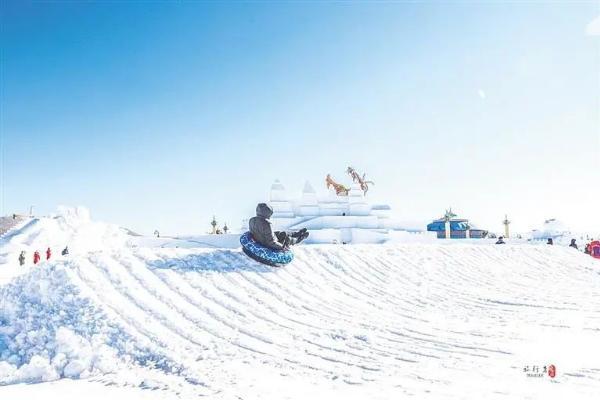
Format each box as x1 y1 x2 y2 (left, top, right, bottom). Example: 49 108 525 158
298 181 319 216
269 180 295 218
347 183 371 216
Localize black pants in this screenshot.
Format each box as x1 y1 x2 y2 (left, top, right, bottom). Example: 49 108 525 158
275 231 294 247
275 229 308 247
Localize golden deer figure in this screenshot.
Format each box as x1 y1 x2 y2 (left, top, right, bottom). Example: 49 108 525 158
325 174 350 196
346 167 374 194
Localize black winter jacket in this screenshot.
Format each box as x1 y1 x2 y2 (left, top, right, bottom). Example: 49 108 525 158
249 203 284 250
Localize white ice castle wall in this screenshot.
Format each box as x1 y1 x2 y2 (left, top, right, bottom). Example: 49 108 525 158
264 180 430 244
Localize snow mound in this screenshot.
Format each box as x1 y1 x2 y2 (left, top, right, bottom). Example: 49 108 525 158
0 206 127 281
0 262 122 384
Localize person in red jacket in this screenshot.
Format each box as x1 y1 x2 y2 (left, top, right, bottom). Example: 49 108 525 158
46 247 51 260
33 251 41 264
590 240 600 259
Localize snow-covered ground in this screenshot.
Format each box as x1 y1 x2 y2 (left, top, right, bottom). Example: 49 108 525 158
1 209 599 399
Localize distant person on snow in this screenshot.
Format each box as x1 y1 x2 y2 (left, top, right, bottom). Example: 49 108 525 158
584 242 591 255
547 238 553 245
46 247 52 260
33 251 41 264
569 239 578 249
62 246 69 256
18 251 26 266
249 203 309 250
495 236 506 245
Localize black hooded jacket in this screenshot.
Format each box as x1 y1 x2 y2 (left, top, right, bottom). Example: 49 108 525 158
248 203 284 250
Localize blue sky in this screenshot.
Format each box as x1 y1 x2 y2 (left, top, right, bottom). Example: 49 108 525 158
1 1 598 235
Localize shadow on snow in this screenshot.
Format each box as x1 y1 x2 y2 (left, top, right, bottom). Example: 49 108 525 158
147 249 275 274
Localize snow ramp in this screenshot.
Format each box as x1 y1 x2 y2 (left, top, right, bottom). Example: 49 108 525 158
1 213 599 399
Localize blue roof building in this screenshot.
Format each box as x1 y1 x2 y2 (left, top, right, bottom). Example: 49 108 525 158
427 212 488 239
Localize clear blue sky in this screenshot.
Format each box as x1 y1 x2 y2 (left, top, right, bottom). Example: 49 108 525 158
1 1 598 235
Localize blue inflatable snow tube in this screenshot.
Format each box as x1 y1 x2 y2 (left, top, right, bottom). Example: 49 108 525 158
240 231 294 266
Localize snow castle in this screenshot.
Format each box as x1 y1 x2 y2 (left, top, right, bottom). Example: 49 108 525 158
262 179 421 244
529 218 573 243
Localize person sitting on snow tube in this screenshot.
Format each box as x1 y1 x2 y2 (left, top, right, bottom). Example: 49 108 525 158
249 203 309 250
242 203 309 266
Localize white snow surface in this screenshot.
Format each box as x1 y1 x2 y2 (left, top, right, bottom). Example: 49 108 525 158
1 208 600 399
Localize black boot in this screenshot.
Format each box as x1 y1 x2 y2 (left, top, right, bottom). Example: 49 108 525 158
295 230 309 244
291 228 307 238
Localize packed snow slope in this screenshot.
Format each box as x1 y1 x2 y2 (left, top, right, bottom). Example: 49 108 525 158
1 209 599 399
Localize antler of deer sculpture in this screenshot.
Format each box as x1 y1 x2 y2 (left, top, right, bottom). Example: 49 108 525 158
346 167 374 195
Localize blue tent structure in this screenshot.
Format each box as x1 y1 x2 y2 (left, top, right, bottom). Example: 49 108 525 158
427 218 488 239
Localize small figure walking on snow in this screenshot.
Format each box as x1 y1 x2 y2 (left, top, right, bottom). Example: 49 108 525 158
33 251 41 264
547 238 554 245
62 246 69 256
569 239 578 250
495 236 506 245
46 247 52 260
18 251 26 266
